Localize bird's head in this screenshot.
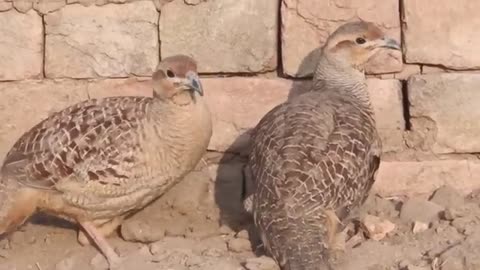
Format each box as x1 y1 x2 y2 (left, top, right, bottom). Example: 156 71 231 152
322 21 400 71
152 55 203 103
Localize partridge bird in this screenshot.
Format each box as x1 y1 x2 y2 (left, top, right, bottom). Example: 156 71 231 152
244 21 400 269
0 55 212 268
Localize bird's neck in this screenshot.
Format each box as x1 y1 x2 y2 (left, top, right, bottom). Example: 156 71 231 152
313 53 371 107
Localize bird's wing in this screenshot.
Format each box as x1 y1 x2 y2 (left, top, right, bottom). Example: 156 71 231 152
1 96 152 191
250 90 380 216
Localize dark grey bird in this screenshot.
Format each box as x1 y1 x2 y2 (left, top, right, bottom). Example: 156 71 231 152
243 21 401 269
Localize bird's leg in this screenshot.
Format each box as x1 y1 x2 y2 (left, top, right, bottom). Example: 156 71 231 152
323 210 346 264
79 221 121 268
78 217 123 246
323 209 342 249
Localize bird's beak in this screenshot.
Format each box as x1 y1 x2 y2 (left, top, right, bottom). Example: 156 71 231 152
378 37 401 50
183 71 204 96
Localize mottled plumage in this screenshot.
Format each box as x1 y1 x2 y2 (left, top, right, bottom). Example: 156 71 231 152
0 55 212 268
244 22 400 269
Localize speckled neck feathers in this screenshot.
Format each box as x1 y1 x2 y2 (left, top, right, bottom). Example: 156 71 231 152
313 50 372 109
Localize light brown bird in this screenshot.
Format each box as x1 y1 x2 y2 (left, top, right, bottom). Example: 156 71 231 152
0 55 212 268
244 21 400 269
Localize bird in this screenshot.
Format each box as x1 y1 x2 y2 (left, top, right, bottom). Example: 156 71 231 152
0 55 212 268
243 21 400 269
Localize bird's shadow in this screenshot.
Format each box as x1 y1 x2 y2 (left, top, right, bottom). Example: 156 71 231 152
213 48 319 254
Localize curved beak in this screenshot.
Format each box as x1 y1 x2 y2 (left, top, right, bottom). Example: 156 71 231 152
378 37 401 50
184 71 204 96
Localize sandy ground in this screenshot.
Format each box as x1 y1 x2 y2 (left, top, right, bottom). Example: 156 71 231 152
1 158 479 270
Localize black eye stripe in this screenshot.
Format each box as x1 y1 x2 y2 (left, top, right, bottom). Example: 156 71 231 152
355 37 366 44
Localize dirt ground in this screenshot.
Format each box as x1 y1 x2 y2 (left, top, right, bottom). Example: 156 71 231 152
1 158 479 270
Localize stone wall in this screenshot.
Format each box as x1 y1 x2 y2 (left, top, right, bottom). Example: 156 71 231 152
1 0 479 197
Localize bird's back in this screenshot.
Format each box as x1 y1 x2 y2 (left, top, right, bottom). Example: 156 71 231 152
1 96 150 189
248 89 381 268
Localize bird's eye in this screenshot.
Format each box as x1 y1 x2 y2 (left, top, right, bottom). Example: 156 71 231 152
355 37 366 44
166 69 175 78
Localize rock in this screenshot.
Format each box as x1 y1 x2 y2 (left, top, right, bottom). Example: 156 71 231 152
227 238 251 253
244 256 280 270
120 219 166 243
160 171 210 215
160 0 278 73
0 10 43 80
400 198 444 224
407 74 480 153
45 2 158 78
235 230 249 240
374 160 480 198
362 195 399 218
219 225 235 235
281 0 402 77
361 215 396 241
367 79 405 152
429 185 465 209
412 221 429 234
442 208 462 221
403 0 480 69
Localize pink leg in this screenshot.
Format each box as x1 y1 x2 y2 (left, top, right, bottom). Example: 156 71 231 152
80 221 121 268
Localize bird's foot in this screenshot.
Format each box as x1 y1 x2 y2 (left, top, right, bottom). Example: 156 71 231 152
79 221 123 269
78 218 122 246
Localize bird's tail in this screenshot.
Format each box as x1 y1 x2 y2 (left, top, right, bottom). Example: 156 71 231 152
0 177 39 236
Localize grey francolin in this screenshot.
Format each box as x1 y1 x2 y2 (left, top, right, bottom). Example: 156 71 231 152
0 55 212 268
244 21 400 270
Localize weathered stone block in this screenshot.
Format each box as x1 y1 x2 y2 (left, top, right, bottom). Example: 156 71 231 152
407 74 480 153
281 0 402 77
375 160 480 197
0 80 89 164
45 1 159 78
86 77 152 99
160 0 278 73
367 79 405 153
203 77 404 153
403 0 480 69
0 10 43 80
0 1 13 11
33 0 66 14
202 78 291 152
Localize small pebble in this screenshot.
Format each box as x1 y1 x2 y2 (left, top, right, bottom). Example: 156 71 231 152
227 238 251 253
236 229 249 239
219 225 235 235
412 221 429 234
361 215 396 241
244 256 279 270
